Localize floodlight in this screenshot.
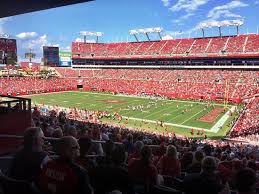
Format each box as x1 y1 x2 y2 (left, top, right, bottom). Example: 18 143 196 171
153 27 163 33
96 32 104 36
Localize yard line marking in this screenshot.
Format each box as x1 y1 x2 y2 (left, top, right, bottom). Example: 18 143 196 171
166 104 201 123
181 109 204 125
141 104 173 119
75 91 229 107
122 116 210 131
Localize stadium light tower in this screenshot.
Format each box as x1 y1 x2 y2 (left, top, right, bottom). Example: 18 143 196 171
129 27 163 42
231 20 244 35
218 25 222 37
201 28 205 38
153 27 163 40
95 32 104 43
79 31 104 43
129 30 139 42
138 29 151 41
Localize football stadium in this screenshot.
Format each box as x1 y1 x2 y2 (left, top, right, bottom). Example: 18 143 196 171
0 1 258 194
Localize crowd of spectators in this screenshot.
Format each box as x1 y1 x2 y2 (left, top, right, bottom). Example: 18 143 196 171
0 68 258 143
6 117 258 193
230 97 259 143
0 77 76 95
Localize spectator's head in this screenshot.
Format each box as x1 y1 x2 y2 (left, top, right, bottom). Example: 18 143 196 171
23 127 44 151
78 137 92 157
52 128 63 138
141 146 153 165
112 145 126 166
68 126 77 138
201 156 217 174
58 136 80 161
181 152 193 170
235 168 257 194
166 145 178 159
134 141 144 153
203 145 212 156
194 150 204 163
127 134 133 143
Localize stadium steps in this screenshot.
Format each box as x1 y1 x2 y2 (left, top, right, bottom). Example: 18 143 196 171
243 36 249 53
142 42 155 55
204 38 212 53
223 37 230 52
158 41 168 54
139 42 155 56
187 39 196 53
128 42 143 56
171 40 182 54
54 69 62 77
119 42 133 56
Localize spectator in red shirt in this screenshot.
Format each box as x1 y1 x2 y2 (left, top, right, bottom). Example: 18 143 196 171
156 145 181 177
128 145 158 186
37 136 92 194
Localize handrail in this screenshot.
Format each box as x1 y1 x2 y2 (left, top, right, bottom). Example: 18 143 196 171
0 134 122 145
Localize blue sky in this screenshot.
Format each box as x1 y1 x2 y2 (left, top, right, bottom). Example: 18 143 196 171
0 0 258 62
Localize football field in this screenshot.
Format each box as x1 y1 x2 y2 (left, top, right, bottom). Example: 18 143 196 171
29 91 238 138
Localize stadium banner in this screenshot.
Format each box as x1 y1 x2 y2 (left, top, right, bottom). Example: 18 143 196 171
59 51 72 67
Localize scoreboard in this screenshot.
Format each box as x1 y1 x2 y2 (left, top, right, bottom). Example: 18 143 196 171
0 38 17 64
43 46 59 66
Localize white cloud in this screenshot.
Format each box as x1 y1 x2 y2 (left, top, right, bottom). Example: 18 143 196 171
170 0 209 12
208 0 248 19
161 0 170 7
75 37 95 43
16 32 38 39
26 34 48 49
169 0 209 24
171 13 194 23
162 34 174 40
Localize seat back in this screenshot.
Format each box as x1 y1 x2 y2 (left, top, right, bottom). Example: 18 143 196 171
151 185 182 194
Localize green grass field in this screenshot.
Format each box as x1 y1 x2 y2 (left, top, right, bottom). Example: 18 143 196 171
29 91 239 138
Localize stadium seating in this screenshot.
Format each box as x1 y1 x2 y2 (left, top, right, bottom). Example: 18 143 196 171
206 37 228 53
173 38 194 54
244 34 259 52
190 38 210 54
225 35 246 53
72 34 259 57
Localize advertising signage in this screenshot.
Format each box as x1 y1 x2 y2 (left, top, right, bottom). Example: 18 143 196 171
59 51 72 67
